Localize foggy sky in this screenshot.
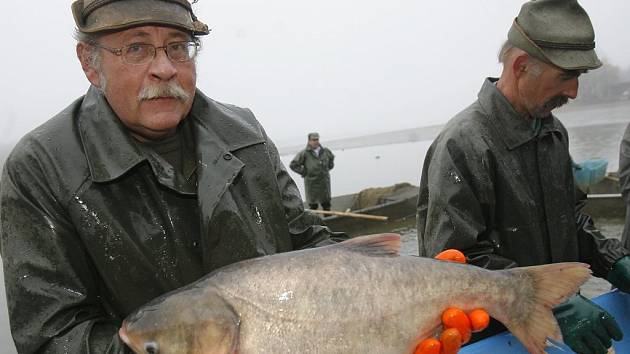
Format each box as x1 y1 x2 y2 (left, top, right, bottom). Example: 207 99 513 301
1 0 628 147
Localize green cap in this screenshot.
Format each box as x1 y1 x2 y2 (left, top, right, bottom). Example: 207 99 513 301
507 0 601 70
308 132 320 140
72 0 210 36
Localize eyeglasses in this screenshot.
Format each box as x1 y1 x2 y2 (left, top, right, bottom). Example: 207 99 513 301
92 41 200 65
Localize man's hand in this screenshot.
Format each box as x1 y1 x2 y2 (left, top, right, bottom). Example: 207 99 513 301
414 250 490 354
607 256 630 293
553 294 623 354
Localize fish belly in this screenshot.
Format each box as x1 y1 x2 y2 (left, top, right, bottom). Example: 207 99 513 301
213 251 491 354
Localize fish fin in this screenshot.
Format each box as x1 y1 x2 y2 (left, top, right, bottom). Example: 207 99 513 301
339 233 401 257
500 262 591 354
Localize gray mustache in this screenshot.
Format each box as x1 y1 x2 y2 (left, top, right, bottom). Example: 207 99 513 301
138 82 190 101
544 95 569 110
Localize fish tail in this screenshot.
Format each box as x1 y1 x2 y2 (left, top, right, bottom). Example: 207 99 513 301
500 262 591 354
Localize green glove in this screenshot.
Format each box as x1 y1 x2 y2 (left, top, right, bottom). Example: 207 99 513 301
607 256 630 293
553 294 622 354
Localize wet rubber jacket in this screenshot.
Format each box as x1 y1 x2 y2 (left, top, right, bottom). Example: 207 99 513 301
620 123 630 249
289 146 334 204
0 87 340 353
417 78 628 276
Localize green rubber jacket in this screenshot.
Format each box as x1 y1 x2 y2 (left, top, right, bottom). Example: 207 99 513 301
0 87 340 353
417 78 628 275
289 146 335 204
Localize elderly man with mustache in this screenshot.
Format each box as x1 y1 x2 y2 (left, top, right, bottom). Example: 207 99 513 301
417 1 630 353
0 1 345 353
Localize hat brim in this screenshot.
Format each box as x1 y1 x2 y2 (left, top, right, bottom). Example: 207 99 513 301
508 20 601 71
73 0 209 36
540 47 602 71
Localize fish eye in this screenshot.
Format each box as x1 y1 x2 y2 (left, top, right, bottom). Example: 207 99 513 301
144 341 159 354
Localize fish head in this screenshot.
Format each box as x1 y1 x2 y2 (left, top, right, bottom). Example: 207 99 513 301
119 286 240 354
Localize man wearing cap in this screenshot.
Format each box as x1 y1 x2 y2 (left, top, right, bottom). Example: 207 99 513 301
417 1 630 353
0 1 343 352
290 133 335 211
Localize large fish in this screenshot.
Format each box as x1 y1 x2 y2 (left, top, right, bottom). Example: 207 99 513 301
119 234 591 354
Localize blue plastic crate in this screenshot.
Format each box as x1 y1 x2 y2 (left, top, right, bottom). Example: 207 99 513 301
462 290 629 353
573 158 608 192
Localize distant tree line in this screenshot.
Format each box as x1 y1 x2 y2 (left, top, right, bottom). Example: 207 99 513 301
576 60 630 104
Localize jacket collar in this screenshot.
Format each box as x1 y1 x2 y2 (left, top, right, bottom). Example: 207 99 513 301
188 91 267 257
78 86 146 183
78 87 265 183
188 91 266 153
478 78 563 150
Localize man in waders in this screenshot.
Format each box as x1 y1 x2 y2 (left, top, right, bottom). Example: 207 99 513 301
290 132 335 211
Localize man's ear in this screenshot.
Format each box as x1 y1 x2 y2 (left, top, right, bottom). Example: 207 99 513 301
76 43 102 88
512 53 530 80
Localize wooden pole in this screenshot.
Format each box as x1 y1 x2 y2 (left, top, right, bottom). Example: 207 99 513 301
307 209 389 221
605 174 619 182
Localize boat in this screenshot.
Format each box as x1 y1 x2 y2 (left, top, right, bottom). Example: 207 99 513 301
462 290 630 353
581 173 625 219
318 174 626 235
320 183 419 235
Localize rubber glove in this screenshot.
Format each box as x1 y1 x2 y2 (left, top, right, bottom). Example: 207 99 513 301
607 256 630 293
553 294 623 354
414 250 491 354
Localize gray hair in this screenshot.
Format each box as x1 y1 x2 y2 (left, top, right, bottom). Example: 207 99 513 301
498 40 516 64
498 40 543 77
74 30 103 71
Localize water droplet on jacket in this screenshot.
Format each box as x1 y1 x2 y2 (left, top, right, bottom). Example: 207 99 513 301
449 171 462 183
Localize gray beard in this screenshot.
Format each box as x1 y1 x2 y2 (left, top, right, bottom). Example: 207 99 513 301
531 96 569 119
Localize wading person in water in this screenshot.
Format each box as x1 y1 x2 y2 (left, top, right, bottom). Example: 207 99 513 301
417 0 630 353
290 132 335 211
0 1 344 352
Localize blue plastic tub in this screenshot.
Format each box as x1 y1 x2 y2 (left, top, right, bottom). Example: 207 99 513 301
462 290 630 353
573 158 608 192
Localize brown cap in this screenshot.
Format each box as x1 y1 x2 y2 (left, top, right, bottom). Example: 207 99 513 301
72 0 210 36
507 0 601 70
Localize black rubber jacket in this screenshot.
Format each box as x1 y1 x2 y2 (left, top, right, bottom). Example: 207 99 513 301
0 87 339 353
417 78 628 275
